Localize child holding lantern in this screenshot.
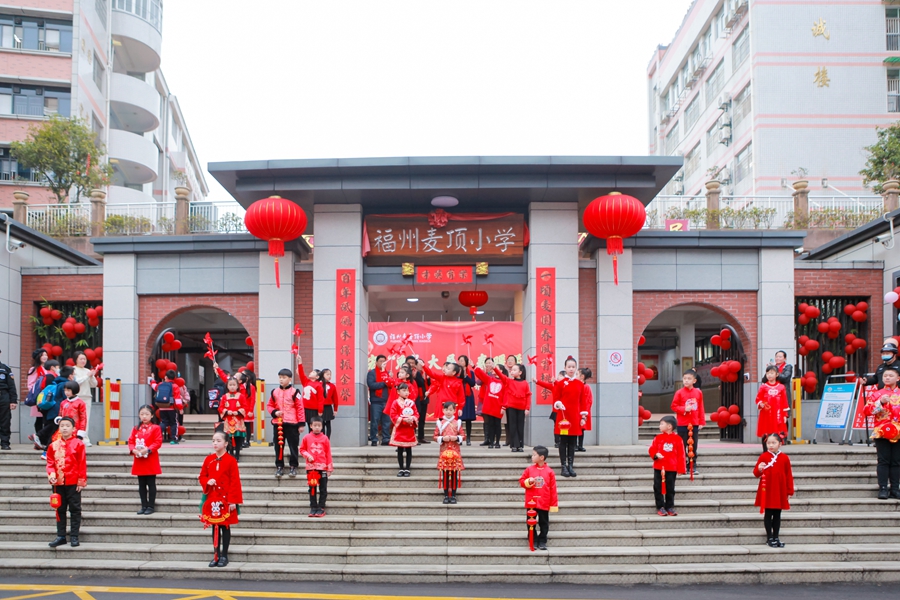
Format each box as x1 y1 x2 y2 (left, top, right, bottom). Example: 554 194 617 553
300 416 333 517
864 364 900 499
46 416 87 548
756 365 789 448
519 445 558 550
199 431 243 567
649 415 685 516
754 432 794 547
671 370 705 474
435 401 465 504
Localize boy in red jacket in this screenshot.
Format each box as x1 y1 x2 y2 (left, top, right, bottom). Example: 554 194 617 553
649 415 686 517
670 370 705 473
266 368 305 478
519 445 558 550
46 416 87 548
300 416 334 517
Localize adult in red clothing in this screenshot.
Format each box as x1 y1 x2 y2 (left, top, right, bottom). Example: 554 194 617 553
494 363 532 452
419 359 465 418
756 365 789 444
200 431 243 567
265 368 304 478
129 405 162 515
864 365 900 499
754 433 794 548
475 360 506 448
552 357 587 478
670 370 706 472
649 415 686 516
46 417 87 548
576 368 593 452
520 445 558 550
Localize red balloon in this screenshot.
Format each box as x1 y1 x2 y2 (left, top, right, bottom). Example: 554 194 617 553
638 417 644 427
246 361 255 372
852 338 867 349
710 367 720 378
728 404 740 414
65 317 75 324
844 333 856 344
805 340 820 351
718 419 729 429
720 329 732 340
638 335 646 346
798 335 809 345
51 345 63 357
638 374 646 386
846 371 857 383
88 318 100 327
844 304 856 316
172 340 182 350
73 322 85 334
246 336 254 347
846 345 856 355
816 322 829 333
178 425 186 438
155 358 167 369
856 301 868 312
827 331 839 340
711 335 722 346
828 321 841 332
822 364 833 374
175 377 186 387
84 349 96 360
166 361 177 372
726 373 738 383
94 347 102 357
730 360 742 372
163 332 175 343
710 411 720 423
851 310 867 322
805 306 820 318
86 308 97 319
51 310 62 320
798 315 810 325
39 307 51 317
720 340 731 350
65 358 75 367
642 409 652 420
643 368 654 379
637 362 646 374
61 322 74 333
728 413 742 426
161 343 172 353
798 303 809 313
95 306 103 316
822 351 834 363
245 196 308 258
829 356 846 369
42 317 54 325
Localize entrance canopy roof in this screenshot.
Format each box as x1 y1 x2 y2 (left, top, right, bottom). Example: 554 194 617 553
208 155 682 211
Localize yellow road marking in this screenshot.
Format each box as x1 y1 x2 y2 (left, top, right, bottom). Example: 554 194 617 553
72 593 96 600
0 591 68 600
170 595 216 600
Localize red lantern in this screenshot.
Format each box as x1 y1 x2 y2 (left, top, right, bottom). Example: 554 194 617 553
246 361 255 372
243 196 308 288
49 492 61 509
458 291 488 321
582 192 646 285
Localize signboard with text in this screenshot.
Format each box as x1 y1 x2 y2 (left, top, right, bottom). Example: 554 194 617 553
415 265 474 284
815 382 857 429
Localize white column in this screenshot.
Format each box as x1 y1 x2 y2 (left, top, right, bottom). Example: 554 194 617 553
678 323 695 372
257 250 295 402
525 202 580 445
596 248 638 445
102 254 140 428
753 248 795 442
313 204 367 447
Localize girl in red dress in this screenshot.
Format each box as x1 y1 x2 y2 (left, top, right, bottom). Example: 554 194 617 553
199 431 243 567
553 357 587 478
296 358 321 425
420 359 464 420
435 401 465 504
754 432 794 548
756 365 789 446
218 378 247 462
577 368 593 452
128 405 162 515
385 366 418 419
475 360 506 449
389 383 419 476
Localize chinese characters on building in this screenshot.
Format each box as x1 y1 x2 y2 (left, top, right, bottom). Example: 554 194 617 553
334 269 356 406
415 266 474 284
373 226 518 254
535 268 556 405
814 67 830 88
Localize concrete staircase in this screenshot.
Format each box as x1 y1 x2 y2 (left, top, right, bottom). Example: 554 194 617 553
0 439 897 584
638 419 721 441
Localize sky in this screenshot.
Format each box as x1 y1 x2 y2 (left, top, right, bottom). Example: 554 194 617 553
160 0 695 203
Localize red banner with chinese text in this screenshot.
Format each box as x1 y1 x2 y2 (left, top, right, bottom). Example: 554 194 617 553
853 384 877 430
368 321 522 420
334 269 356 406
535 267 556 405
415 266 474 285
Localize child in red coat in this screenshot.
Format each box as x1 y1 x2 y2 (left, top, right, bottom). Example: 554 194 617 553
420 359 465 419
218 377 247 462
756 365 789 445
577 368 593 452
46 416 87 548
552 357 587 478
494 363 532 452
670 370 706 473
300 416 334 517
389 383 418 477
754 432 794 548
129 405 162 515
649 415 686 516
475 360 506 448
519 445 558 550
200 431 243 567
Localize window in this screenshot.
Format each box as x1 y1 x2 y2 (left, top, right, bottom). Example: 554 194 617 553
735 143 753 183
714 9 725 38
733 28 750 70
0 16 72 52
733 83 752 126
684 144 701 178
96 0 108 28
0 85 71 117
665 124 680 156
684 96 701 132
92 53 104 91
706 60 725 106
889 69 900 112
0 148 40 182
890 9 900 51
92 114 103 138
706 123 719 153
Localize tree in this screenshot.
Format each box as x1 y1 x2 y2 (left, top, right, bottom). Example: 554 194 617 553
860 122 900 194
10 116 112 203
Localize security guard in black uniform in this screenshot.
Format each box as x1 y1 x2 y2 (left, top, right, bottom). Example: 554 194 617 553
0 349 18 450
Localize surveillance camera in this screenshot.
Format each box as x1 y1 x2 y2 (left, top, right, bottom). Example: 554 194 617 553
8 239 24 249
875 232 893 244
441 291 450 299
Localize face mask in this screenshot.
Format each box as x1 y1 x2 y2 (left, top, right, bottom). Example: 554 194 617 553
885 355 896 361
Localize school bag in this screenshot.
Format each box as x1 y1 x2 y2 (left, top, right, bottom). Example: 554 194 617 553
23 377 43 406
36 381 60 412
155 381 174 406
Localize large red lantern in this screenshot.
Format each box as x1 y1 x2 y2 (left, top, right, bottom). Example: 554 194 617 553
243 196 308 288
582 192 646 285
458 291 488 321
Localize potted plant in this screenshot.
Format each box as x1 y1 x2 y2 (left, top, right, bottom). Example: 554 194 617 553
705 166 723 191
791 168 809 191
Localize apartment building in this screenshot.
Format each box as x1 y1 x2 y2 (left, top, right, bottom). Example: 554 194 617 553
647 0 898 198
0 0 206 208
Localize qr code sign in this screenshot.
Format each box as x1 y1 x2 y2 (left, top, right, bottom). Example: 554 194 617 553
825 403 843 419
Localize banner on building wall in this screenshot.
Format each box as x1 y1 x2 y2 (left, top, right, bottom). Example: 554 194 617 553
534 267 556 406
334 269 356 406
368 321 522 419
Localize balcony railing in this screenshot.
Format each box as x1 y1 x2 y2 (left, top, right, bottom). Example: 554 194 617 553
889 17 900 51
189 202 247 234
645 195 884 230
104 201 175 235
26 203 91 237
113 0 162 33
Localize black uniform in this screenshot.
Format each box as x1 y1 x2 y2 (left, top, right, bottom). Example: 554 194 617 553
0 360 18 449
866 359 899 389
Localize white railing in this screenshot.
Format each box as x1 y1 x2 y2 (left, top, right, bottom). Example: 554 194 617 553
26 203 91 237
113 0 162 32
189 201 247 234
104 201 175 235
889 17 900 51
645 195 707 228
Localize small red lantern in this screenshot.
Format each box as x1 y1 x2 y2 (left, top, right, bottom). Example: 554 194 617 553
458 290 488 321
583 191 646 285
243 196 308 288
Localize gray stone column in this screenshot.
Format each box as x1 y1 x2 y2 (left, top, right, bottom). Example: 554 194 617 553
882 180 899 212
257 249 295 411
12 190 28 224
102 254 141 432
705 182 721 230
524 202 580 446
596 247 638 445
313 204 368 447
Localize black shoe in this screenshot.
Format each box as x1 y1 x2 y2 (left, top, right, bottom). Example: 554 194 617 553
576 447 586 452
503 443 509 447
48 536 67 548
289 467 297 477
537 542 547 550
397 470 404 477
567 461 577 477
421 439 431 444
145 507 155 515
466 441 471 446
276 467 284 478
879 487 889 500
404 470 411 477
766 538 777 547
0 444 10 450
70 536 80 547
371 441 377 447
480 441 490 446
891 489 900 500
561 466 571 478
381 440 390 446
774 538 785 548
450 495 458 504
442 496 451 504
137 507 147 515
217 555 229 567
553 443 559 448
209 556 219 567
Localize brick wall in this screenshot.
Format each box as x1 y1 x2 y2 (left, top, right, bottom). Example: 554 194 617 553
578 266 597 374
633 291 759 381
20 273 103 395
294 271 313 362
139 295 259 380
794 267 884 373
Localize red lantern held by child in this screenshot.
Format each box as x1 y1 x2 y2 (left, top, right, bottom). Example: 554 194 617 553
243 196 308 289
582 192 646 285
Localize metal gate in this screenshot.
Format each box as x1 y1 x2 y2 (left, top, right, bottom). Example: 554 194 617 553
718 323 745 441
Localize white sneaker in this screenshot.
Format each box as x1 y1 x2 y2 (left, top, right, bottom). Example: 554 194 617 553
83 440 92 448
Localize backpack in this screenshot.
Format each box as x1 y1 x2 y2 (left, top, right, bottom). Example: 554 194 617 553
24 377 43 407
207 387 221 410
36 381 60 412
155 381 174 406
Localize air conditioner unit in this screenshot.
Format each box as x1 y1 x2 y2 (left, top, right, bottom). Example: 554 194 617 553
673 180 685 195
718 127 732 145
718 94 732 111
717 114 732 129
719 167 732 182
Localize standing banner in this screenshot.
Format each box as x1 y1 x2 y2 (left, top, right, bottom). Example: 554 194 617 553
334 269 356 406
815 382 857 429
368 321 521 420
852 384 878 430
534 267 556 405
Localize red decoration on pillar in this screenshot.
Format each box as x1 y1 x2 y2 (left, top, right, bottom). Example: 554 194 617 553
458 290 488 321
334 269 356 407
243 196 307 288
582 191 646 285
535 268 556 405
